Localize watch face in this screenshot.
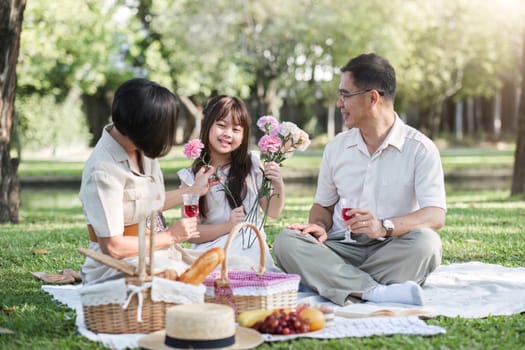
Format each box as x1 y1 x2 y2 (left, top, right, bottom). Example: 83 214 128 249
384 219 394 229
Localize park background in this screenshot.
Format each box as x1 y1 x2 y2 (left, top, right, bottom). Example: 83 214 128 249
3 1 525 173
1 0 525 349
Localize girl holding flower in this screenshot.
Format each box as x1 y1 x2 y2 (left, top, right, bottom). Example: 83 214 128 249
178 95 284 271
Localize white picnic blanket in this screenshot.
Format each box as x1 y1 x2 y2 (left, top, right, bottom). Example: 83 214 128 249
304 261 525 319
42 262 525 349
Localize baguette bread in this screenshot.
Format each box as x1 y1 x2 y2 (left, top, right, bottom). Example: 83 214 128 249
178 247 224 285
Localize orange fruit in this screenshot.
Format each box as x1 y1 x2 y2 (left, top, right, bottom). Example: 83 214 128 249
299 308 325 331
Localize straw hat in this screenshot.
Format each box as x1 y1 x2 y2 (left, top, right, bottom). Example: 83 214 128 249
139 303 263 349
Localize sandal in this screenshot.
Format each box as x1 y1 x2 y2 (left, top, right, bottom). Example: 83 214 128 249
59 269 82 282
31 269 81 284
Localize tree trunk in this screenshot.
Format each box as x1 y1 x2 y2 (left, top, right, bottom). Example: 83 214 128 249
179 95 198 141
81 91 111 146
0 0 26 223
466 97 475 135
511 28 525 196
480 97 495 138
501 78 518 135
454 100 464 141
327 102 335 140
493 92 502 141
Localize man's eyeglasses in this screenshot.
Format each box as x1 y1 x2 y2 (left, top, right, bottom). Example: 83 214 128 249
337 88 384 100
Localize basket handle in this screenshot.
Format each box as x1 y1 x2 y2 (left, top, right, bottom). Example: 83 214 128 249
218 222 266 287
148 211 155 276
77 247 137 276
137 210 157 282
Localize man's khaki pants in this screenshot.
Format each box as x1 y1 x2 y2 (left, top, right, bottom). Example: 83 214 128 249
273 228 442 305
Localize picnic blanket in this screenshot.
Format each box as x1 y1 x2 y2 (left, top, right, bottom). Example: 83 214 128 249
41 262 525 349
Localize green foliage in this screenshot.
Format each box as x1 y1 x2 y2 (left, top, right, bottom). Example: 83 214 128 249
18 1 132 96
16 90 90 153
13 0 525 149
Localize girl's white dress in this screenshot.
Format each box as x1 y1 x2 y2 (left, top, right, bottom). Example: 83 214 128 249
177 152 279 272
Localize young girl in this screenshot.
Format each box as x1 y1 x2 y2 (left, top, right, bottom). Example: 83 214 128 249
177 95 285 271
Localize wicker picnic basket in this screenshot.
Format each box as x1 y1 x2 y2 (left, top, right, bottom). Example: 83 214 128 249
204 222 300 316
78 212 204 334
80 276 177 334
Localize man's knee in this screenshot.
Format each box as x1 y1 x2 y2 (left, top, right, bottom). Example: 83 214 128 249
409 228 442 264
273 229 297 259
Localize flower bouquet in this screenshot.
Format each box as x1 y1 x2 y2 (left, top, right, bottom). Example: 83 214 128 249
241 115 311 248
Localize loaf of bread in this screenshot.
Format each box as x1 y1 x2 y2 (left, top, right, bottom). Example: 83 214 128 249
178 247 224 285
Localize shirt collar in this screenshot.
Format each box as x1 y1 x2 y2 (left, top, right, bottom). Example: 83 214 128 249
100 124 155 177
382 113 406 152
343 113 407 153
99 124 129 163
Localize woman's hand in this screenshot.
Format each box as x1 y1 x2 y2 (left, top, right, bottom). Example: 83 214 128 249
169 217 199 243
192 166 216 196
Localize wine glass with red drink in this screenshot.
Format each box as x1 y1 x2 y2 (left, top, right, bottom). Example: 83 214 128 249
340 197 357 242
182 193 200 218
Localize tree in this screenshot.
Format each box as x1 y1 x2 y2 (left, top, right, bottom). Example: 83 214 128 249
511 27 525 197
13 0 525 148
0 0 26 223
18 0 138 146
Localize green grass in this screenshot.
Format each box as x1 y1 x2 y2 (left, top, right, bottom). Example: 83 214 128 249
440 147 515 171
2 148 525 349
17 145 515 178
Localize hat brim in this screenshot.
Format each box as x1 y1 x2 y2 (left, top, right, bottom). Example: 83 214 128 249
138 326 263 350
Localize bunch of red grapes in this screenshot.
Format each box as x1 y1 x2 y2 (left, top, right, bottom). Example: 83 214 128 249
251 308 311 335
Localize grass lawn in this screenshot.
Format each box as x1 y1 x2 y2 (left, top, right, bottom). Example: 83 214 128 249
16 144 515 178
1 146 525 349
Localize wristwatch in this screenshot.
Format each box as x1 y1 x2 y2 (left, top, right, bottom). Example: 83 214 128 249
381 219 394 237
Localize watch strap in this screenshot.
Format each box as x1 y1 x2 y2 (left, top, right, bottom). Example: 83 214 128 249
381 219 393 237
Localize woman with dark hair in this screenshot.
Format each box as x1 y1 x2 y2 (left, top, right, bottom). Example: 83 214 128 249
79 78 214 284
177 95 285 271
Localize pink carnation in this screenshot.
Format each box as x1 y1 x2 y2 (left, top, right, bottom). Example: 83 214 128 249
183 139 204 159
258 135 282 154
256 115 279 133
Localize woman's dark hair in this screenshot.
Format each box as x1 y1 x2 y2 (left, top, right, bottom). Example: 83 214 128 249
192 95 252 217
341 53 397 101
111 78 179 158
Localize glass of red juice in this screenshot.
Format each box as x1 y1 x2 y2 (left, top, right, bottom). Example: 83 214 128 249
340 197 357 242
182 193 200 218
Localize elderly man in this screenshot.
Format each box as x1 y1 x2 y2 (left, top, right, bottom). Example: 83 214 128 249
273 53 446 306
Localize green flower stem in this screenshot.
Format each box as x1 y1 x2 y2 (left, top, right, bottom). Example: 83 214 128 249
242 176 273 248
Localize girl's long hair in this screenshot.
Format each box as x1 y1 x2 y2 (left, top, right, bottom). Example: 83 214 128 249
192 95 252 217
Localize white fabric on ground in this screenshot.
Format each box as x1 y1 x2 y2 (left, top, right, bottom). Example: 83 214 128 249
336 262 525 318
42 262 525 349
